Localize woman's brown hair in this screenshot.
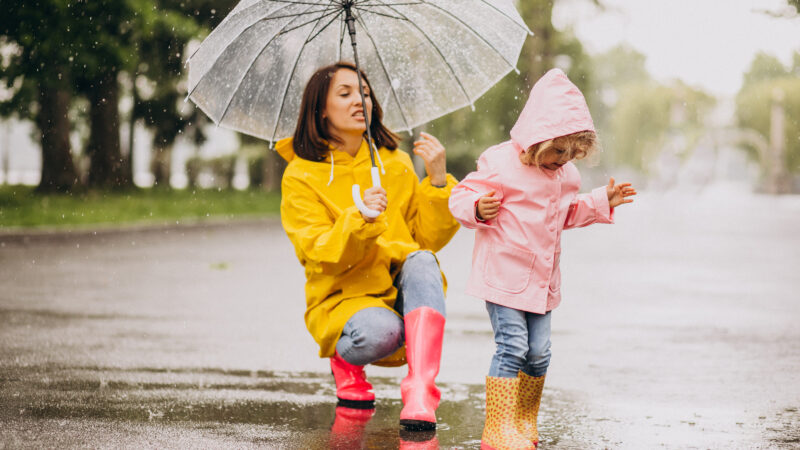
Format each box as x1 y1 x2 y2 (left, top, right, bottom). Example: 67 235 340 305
520 130 600 167
292 62 399 162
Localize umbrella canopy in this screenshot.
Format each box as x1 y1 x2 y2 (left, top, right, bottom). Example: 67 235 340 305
186 0 531 144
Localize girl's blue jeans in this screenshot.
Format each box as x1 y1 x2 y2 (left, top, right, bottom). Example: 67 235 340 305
335 250 446 366
486 302 551 378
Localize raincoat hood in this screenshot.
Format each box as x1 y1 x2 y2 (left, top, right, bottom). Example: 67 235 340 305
509 68 596 152
276 137 297 162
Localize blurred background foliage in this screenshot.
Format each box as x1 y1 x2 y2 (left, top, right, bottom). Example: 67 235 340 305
736 53 800 175
0 0 798 208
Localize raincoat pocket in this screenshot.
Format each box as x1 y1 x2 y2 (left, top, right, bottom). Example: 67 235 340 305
548 252 562 293
482 243 536 294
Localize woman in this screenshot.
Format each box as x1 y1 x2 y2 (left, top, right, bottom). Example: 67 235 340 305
277 62 460 430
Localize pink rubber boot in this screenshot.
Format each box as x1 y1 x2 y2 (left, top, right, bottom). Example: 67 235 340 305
399 307 445 430
330 350 375 408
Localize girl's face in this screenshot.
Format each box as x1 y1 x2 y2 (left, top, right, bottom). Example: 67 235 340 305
539 145 572 171
323 68 373 140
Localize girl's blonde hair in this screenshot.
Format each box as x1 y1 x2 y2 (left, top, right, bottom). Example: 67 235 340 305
520 130 600 167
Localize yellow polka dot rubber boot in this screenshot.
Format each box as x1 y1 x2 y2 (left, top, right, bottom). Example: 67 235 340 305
481 376 536 450
515 372 546 447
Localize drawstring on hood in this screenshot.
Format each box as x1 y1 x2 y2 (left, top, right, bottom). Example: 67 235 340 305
510 68 596 152
327 151 335 186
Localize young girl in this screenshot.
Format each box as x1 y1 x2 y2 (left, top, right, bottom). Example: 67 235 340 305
448 68 636 449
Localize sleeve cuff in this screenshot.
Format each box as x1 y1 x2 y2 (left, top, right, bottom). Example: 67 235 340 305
591 186 614 224
419 174 458 199
344 205 389 238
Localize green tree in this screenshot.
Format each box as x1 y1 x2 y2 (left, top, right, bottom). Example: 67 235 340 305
1 0 237 192
131 0 238 188
70 0 144 190
591 45 714 172
743 53 789 86
736 52 800 180
129 2 202 188
588 44 652 140
606 82 713 171
1 2 79 192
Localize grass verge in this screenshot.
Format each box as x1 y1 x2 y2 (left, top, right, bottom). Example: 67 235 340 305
0 186 281 230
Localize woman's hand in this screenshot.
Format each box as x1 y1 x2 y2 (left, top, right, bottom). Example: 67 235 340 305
606 177 637 208
476 190 501 221
413 131 447 187
361 186 387 222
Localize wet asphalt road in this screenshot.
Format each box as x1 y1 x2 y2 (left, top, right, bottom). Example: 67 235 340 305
1 191 799 449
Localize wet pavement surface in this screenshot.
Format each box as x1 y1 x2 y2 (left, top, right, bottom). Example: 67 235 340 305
1 191 799 448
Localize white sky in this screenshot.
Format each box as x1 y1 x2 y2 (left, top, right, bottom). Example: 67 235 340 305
553 0 800 97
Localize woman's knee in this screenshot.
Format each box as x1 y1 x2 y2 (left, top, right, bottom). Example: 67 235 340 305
404 250 438 272
397 250 446 316
338 308 404 365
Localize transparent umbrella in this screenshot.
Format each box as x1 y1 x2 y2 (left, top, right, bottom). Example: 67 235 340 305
186 0 530 216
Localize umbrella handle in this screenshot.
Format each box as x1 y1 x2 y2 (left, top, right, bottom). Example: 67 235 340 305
352 167 382 219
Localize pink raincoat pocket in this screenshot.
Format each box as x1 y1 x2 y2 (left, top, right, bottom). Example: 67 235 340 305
548 252 561 293
482 243 536 294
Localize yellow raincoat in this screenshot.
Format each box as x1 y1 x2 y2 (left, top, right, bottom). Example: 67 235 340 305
278 137 459 366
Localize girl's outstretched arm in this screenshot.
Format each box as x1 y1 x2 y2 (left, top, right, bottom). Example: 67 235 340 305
563 177 636 229
448 154 503 229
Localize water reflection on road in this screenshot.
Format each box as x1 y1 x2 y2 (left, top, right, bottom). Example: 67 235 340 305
0 364 593 448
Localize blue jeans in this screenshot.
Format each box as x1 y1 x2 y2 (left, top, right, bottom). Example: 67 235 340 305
486 302 551 378
336 250 446 366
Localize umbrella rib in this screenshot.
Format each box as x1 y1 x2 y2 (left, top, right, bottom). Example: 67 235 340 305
270 0 336 6
352 12 413 132
215 4 322 127
278 9 341 37
187 3 328 65
338 12 346 60
270 16 324 142
409 0 523 72
305 7 345 43
352 8 407 21
360 2 472 105
474 0 532 34
187 3 326 98
357 1 423 6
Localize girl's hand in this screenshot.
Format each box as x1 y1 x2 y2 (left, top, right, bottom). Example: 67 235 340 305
362 186 387 222
606 177 636 208
413 131 447 187
476 190 501 221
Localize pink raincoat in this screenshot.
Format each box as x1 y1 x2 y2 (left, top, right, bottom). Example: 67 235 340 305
448 69 614 314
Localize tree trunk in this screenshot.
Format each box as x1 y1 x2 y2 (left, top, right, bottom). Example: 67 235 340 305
150 143 172 189
86 70 131 189
36 85 78 193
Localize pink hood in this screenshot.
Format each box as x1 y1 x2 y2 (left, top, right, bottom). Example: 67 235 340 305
509 68 595 151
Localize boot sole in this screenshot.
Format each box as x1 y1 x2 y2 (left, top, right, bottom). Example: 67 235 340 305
399 419 436 431
336 398 375 409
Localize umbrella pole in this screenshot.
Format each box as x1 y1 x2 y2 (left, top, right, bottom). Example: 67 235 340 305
344 2 381 219
344 3 377 170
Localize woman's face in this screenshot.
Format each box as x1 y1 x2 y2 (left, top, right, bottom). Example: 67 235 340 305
323 68 373 140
